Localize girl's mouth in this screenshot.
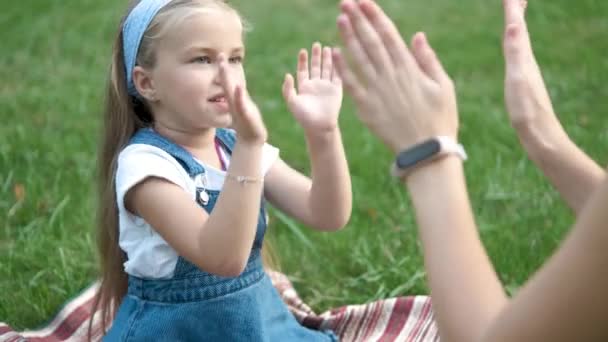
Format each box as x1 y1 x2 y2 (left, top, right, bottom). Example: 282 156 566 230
209 95 227 103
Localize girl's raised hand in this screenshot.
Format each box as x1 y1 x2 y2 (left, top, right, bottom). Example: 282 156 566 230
219 54 268 144
282 43 343 134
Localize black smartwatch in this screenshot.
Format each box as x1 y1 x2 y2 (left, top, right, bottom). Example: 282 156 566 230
391 136 467 178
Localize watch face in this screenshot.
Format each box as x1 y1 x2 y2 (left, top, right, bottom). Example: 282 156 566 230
396 139 441 169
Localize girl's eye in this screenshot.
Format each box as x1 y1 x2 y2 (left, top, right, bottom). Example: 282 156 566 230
228 56 243 64
192 56 212 64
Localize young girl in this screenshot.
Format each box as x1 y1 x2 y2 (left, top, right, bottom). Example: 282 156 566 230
92 0 351 340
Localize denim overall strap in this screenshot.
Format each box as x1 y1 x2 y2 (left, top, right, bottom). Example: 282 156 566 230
129 127 205 177
129 128 235 175
215 128 236 153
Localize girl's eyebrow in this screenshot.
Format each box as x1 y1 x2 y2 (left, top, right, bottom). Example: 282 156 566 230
184 46 245 54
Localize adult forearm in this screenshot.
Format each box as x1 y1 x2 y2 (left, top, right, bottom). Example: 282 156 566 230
305 128 352 230
516 122 604 214
479 177 608 342
406 157 508 342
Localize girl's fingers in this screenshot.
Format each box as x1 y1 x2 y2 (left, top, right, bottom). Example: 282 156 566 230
321 46 333 80
218 54 237 111
282 73 297 106
234 86 246 118
310 42 322 79
297 49 309 89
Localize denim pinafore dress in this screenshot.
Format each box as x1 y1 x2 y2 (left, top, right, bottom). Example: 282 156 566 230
103 128 337 341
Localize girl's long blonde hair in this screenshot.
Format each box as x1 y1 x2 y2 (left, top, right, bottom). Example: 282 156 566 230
89 1 277 338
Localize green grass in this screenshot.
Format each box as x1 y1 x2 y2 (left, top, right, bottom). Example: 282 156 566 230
2 0 608 330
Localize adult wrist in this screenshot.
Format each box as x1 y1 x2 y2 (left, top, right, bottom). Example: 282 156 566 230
515 117 571 158
405 155 465 189
391 136 467 180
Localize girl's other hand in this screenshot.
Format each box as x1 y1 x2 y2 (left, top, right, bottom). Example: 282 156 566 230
282 43 343 135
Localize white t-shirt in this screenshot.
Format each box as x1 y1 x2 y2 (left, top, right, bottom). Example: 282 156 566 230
115 140 279 279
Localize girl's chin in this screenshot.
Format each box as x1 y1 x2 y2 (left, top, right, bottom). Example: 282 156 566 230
212 113 233 128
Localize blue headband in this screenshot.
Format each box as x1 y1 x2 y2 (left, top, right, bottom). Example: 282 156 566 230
122 0 172 97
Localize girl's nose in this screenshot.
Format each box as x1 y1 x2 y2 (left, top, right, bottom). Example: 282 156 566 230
213 53 227 84
213 68 223 85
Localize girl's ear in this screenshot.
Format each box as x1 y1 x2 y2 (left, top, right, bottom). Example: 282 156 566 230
132 66 158 102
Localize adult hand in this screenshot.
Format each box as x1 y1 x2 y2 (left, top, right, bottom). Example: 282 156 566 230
503 0 558 131
333 0 459 153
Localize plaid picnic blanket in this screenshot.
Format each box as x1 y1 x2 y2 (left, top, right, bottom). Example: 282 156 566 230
0 270 439 342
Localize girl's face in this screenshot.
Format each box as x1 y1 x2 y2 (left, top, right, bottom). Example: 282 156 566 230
146 9 245 132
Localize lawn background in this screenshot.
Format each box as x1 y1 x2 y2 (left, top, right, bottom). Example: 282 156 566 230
1 0 607 329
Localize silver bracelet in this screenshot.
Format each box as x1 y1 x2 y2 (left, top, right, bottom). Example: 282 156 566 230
225 173 263 185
